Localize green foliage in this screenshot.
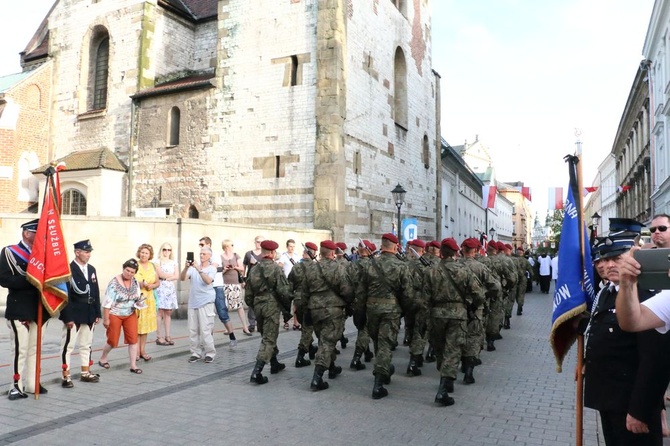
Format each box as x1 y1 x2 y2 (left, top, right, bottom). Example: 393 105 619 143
547 209 564 255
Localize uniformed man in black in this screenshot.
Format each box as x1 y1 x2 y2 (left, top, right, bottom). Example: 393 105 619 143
0 219 50 400
584 219 664 445
59 240 102 388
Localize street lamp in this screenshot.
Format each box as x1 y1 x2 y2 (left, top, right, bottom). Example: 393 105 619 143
590 212 601 244
488 227 496 241
391 183 407 244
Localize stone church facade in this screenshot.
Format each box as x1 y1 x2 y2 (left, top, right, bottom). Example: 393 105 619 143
21 0 439 242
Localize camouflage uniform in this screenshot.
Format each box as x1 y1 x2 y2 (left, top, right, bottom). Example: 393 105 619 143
355 252 414 396
349 256 372 369
459 256 501 376
478 255 504 342
406 255 432 375
513 254 533 314
288 259 316 365
497 253 518 327
303 257 354 387
245 258 292 379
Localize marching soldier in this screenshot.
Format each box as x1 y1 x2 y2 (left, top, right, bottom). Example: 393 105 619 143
245 240 293 384
497 242 518 329
0 219 51 400
354 233 415 399
478 241 504 351
289 241 319 367
459 237 500 384
405 239 431 376
423 238 485 406
302 241 354 390
513 247 533 316
349 240 376 370
59 240 102 388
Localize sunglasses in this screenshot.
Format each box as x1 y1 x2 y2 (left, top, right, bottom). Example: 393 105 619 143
650 225 669 233
163 248 172 252
199 243 205 247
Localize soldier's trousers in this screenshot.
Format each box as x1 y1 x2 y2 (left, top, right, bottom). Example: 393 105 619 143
298 321 315 353
504 286 517 318
311 307 345 368
253 302 280 363
516 278 527 307
431 317 467 379
410 308 428 357
462 306 484 359
485 297 503 337
366 312 401 377
354 326 370 355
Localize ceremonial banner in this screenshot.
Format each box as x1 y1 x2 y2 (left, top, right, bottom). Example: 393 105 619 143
548 187 564 210
549 164 596 372
26 169 71 316
482 185 496 209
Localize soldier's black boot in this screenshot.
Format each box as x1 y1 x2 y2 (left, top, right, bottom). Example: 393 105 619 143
339 335 348 349
328 362 342 379
403 332 412 346
503 316 511 330
407 355 422 376
416 354 424 367
517 305 523 316
463 357 475 385
372 374 389 400
310 365 329 391
308 344 318 360
425 346 436 363
295 349 311 368
270 355 286 374
435 377 455 406
250 360 268 384
382 363 395 385
350 352 366 370
364 346 374 363
486 337 496 352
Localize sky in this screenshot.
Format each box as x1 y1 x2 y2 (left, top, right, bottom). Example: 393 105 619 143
0 0 657 218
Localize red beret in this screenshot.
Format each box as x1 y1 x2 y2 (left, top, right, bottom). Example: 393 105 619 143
461 238 480 249
487 241 499 251
305 242 318 252
320 240 337 250
260 240 279 251
504 243 513 251
336 242 347 251
428 240 441 249
382 233 398 244
366 241 377 251
441 238 459 251
407 239 426 249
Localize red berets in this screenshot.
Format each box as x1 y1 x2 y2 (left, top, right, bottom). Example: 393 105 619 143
365 240 377 251
487 241 499 251
336 242 347 251
305 242 318 252
461 238 480 249
441 238 459 251
504 243 513 251
321 240 337 250
260 240 279 251
382 233 399 244
428 240 441 249
407 239 426 249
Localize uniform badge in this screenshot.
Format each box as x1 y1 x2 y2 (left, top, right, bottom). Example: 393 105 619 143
91 273 97 283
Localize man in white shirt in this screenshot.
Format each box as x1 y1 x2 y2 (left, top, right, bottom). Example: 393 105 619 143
550 254 559 285
537 252 552 294
278 239 300 277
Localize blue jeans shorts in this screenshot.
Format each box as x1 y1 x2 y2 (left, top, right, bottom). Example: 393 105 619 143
214 287 230 324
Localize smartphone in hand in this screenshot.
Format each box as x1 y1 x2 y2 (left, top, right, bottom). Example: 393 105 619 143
186 252 194 265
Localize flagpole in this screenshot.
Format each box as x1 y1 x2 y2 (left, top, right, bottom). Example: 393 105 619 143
574 130 585 446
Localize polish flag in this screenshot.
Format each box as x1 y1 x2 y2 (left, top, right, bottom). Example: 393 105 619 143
583 186 598 196
548 187 564 210
617 185 631 193
482 185 497 209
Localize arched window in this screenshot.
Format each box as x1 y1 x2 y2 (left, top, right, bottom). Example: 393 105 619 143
89 28 110 110
188 205 199 219
168 106 180 146
393 47 408 129
422 134 430 168
391 0 408 17
61 189 87 215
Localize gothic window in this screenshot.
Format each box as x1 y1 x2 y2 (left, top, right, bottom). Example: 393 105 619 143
89 28 110 110
422 134 430 168
168 106 180 146
391 0 407 17
290 55 299 86
61 189 87 215
188 205 199 219
393 47 408 129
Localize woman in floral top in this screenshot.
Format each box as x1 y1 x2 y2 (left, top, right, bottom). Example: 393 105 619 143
97 259 145 374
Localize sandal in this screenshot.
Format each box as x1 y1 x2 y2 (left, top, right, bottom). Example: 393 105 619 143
98 361 110 369
139 354 152 361
283 322 290 330
130 368 143 374
293 324 301 331
165 337 175 345
156 338 169 346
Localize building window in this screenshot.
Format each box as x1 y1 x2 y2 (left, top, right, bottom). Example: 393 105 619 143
422 135 430 168
168 106 180 146
89 28 110 110
391 0 407 16
61 189 87 215
393 47 408 129
354 151 362 175
290 55 299 87
188 205 199 219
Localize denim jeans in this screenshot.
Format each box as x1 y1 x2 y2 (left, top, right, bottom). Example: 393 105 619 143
214 287 230 323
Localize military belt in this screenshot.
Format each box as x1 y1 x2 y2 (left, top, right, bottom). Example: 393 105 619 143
431 302 465 308
367 297 397 304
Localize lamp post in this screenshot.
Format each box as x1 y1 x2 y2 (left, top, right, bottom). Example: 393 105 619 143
391 183 407 245
589 212 601 245
488 227 496 241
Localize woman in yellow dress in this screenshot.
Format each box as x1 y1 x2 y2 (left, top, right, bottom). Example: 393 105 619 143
135 244 159 361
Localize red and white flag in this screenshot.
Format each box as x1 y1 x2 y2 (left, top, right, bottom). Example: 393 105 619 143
548 187 564 210
583 186 598 196
617 185 631 193
482 185 497 209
